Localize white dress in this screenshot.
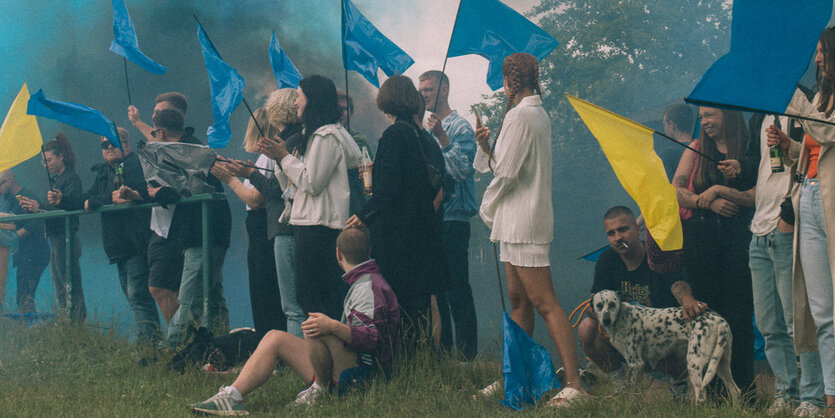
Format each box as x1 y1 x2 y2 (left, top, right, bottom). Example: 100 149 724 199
474 95 553 267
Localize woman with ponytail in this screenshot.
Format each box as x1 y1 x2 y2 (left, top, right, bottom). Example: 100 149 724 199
473 53 588 406
18 133 86 322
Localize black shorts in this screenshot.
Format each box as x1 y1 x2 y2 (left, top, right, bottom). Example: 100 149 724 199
147 233 184 291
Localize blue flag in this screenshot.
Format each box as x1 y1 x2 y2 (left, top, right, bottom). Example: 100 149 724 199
501 311 559 410
580 245 610 262
447 0 558 91
109 0 166 74
197 22 245 149
26 89 120 149
685 0 831 114
269 31 302 89
342 0 414 88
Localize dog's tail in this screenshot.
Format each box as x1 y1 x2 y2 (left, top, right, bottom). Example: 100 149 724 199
700 319 731 389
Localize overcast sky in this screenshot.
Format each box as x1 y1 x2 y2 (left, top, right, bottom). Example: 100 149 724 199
358 0 540 124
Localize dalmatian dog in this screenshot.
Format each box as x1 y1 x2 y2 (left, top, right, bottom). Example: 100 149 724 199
591 290 740 404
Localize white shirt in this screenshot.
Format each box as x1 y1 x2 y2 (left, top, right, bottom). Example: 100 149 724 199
750 115 792 236
278 123 362 230
474 95 553 244
242 154 276 211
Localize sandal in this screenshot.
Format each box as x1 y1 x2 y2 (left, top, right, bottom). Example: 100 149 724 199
545 387 589 408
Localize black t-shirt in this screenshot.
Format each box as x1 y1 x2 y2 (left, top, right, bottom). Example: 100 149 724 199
591 248 681 308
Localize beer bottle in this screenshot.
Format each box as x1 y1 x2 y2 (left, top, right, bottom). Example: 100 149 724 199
770 116 784 173
360 147 373 196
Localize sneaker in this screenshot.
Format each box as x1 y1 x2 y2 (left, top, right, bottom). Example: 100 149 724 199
793 401 825 417
294 383 325 406
191 386 248 416
766 397 793 416
474 380 501 398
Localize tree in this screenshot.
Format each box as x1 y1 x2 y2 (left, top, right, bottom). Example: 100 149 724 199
473 0 732 168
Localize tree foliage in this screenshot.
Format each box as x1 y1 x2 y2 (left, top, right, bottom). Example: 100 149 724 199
473 0 733 168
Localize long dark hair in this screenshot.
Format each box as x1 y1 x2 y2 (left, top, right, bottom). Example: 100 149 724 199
43 133 77 171
693 108 748 193
816 26 835 115
298 75 340 153
489 53 542 172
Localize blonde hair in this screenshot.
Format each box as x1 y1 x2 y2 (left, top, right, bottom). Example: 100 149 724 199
243 108 279 153
265 88 301 129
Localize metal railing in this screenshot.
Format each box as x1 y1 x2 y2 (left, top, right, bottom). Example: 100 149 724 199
0 193 226 325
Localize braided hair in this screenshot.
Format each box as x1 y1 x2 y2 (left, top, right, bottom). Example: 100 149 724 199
488 53 542 172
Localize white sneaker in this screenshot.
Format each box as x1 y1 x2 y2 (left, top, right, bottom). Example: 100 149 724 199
766 397 793 416
294 382 325 406
794 401 825 417
474 380 501 399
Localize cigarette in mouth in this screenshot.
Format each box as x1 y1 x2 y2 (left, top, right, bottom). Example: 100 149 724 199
616 240 629 249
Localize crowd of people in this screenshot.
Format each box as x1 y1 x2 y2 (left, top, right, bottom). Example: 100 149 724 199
0 26 834 415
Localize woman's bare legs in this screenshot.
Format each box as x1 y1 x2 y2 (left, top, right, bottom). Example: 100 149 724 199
507 263 584 393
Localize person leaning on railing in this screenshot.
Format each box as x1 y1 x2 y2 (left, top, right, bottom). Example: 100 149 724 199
17 134 87 323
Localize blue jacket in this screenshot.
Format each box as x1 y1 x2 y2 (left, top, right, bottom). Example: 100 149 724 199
433 111 478 222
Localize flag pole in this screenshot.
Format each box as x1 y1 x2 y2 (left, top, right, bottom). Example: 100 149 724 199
654 130 722 165
122 57 132 106
341 0 351 131
432 0 464 114
40 146 54 192
192 15 265 138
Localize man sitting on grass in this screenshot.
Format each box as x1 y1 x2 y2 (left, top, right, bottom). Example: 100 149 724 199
191 228 400 415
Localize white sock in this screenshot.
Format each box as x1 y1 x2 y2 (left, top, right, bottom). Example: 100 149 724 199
227 386 243 401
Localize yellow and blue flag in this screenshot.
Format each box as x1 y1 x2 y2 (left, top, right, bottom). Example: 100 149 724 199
0 83 42 172
27 89 119 148
197 22 245 149
447 0 557 91
567 95 682 251
109 0 166 74
686 0 831 114
342 0 414 88
269 31 302 89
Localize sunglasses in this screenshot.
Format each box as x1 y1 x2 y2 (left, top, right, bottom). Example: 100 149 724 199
101 141 116 150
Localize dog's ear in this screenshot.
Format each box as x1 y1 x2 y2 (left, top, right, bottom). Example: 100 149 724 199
614 290 627 302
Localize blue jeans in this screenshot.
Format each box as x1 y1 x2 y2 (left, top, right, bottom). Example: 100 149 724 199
166 245 229 348
117 254 161 343
437 221 478 359
275 234 303 338
798 178 835 396
750 229 823 404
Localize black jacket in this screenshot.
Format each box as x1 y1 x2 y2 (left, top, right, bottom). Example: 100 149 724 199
357 119 449 297
65 152 151 263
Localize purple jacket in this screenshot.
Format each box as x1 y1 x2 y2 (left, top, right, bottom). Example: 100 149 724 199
341 259 400 370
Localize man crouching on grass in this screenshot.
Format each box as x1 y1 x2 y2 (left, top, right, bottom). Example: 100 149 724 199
191 228 400 415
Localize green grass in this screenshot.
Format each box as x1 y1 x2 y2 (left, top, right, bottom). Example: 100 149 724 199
0 317 781 417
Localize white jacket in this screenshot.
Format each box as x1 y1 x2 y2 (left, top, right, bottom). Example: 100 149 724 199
474 95 553 244
278 123 362 230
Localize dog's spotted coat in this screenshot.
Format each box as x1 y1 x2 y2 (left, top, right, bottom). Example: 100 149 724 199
592 290 740 404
